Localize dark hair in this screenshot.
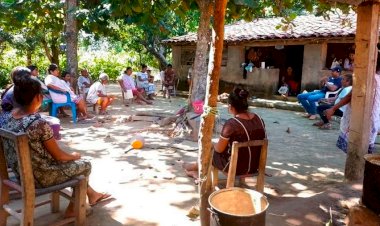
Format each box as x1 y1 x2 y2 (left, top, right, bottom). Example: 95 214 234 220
167 64 172 68
343 74 353 86
141 64 147 69
13 72 41 106
61 71 70 77
48 63 58 74
124 67 132 74
10 66 31 82
27 65 38 72
228 88 249 113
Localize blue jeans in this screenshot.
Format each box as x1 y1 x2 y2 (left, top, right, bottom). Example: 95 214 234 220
297 91 325 115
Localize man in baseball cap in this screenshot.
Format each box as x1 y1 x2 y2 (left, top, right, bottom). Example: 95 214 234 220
297 66 342 120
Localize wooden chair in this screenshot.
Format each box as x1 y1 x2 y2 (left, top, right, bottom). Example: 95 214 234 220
0 129 87 226
212 139 268 193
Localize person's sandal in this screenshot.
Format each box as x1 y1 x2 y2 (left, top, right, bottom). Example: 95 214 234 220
319 123 332 130
308 115 317 120
313 121 324 127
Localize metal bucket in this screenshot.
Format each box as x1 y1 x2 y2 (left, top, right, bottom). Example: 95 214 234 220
209 187 269 226
363 154 380 214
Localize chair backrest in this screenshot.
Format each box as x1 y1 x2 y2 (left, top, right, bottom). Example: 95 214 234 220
48 88 73 103
325 88 342 98
226 139 268 193
0 129 36 199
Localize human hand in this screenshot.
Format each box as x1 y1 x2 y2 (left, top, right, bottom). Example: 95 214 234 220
71 152 81 160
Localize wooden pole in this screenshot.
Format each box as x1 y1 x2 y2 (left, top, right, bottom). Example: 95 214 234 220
345 1 380 181
198 0 227 225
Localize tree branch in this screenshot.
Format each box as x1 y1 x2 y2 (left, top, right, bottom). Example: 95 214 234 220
41 37 53 62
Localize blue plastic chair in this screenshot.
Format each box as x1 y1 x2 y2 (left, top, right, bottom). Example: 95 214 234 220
48 88 77 123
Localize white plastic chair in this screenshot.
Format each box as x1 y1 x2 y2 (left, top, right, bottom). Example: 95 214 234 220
314 88 342 106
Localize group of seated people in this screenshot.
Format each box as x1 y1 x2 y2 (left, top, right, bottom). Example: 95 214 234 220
118 65 154 105
0 66 111 218
118 63 177 105
297 66 344 121
1 64 115 119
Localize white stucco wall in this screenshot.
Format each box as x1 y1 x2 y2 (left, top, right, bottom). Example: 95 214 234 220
301 43 327 90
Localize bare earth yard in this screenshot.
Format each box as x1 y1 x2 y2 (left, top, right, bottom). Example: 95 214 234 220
7 84 371 226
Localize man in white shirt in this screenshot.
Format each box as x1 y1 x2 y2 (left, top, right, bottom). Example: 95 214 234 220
87 73 114 114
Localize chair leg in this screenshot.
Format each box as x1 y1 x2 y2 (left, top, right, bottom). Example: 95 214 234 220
51 191 60 213
20 195 35 226
51 105 58 117
71 104 77 124
0 184 9 226
74 178 87 226
212 166 219 191
48 103 53 116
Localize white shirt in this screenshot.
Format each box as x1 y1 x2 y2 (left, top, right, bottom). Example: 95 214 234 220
343 58 354 71
31 76 48 91
86 81 107 104
45 74 77 103
77 76 91 94
136 72 148 89
118 73 136 90
335 86 352 113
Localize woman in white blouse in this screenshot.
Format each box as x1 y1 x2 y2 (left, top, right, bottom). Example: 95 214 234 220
44 64 91 120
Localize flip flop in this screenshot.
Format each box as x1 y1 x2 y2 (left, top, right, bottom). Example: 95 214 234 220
89 193 112 207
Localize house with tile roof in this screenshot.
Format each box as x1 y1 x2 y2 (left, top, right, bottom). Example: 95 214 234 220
164 13 363 97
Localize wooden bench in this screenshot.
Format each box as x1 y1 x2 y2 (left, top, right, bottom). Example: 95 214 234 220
0 129 87 226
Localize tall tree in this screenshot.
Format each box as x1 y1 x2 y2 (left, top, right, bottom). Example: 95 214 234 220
0 0 65 65
65 0 79 80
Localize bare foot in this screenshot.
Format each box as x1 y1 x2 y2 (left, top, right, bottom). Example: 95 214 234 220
185 170 199 179
88 192 112 207
182 162 198 171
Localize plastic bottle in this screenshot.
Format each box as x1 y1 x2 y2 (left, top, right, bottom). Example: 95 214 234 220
131 135 145 149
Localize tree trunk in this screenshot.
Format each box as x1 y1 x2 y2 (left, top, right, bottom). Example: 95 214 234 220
191 0 213 103
345 2 380 181
65 0 79 89
145 45 168 69
41 38 53 63
26 49 32 65
51 37 60 65
198 1 227 226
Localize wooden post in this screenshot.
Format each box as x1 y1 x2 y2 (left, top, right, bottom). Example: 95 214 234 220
346 1 380 181
198 1 227 225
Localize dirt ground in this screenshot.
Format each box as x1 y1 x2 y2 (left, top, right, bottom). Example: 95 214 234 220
7 84 373 226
